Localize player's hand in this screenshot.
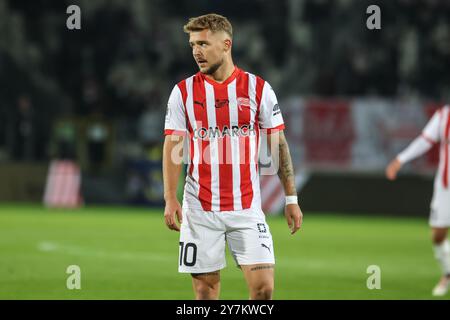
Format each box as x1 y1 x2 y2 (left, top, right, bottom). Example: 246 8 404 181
164 198 183 232
386 158 402 181
285 204 303 235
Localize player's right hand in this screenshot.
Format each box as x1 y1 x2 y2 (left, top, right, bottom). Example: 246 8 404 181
386 158 402 181
164 199 183 232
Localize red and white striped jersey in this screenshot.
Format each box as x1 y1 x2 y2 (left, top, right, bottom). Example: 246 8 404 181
398 105 450 189
164 67 285 211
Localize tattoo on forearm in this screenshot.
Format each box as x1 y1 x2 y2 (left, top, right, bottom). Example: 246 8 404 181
277 135 297 195
250 265 274 271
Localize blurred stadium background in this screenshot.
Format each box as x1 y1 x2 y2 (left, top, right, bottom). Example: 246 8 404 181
1 0 450 299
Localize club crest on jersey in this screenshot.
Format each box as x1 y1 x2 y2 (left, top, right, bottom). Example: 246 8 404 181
237 97 251 111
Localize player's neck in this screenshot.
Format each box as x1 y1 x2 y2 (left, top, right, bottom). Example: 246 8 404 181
205 58 235 84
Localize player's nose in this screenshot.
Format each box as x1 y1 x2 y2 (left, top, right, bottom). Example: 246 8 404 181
193 46 201 56
193 51 204 60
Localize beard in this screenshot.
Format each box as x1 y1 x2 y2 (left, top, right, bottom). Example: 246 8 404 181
201 59 223 75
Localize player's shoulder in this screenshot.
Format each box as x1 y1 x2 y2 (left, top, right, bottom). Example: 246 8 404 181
173 73 197 88
434 104 449 117
239 69 276 99
239 68 267 84
169 73 198 97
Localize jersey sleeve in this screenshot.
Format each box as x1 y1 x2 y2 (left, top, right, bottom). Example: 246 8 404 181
396 110 440 164
164 85 187 136
421 109 441 144
397 136 434 164
258 82 285 133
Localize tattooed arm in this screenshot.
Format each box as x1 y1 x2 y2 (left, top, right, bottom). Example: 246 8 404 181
276 131 297 196
267 130 303 234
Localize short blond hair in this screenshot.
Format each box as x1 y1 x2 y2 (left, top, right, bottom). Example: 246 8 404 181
183 13 233 38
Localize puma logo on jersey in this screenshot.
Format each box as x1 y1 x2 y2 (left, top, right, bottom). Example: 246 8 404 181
194 100 205 108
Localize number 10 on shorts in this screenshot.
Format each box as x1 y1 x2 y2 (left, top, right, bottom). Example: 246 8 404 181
179 242 198 267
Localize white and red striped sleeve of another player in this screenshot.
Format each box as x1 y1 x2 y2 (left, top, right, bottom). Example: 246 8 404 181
164 85 187 136
258 82 285 133
396 109 441 164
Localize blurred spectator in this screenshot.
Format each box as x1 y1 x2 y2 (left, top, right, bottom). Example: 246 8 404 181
138 89 164 159
51 118 77 160
9 94 35 161
85 114 110 173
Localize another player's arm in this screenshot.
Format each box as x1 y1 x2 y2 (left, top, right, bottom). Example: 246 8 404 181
386 136 434 180
163 135 184 231
267 130 303 234
386 110 441 180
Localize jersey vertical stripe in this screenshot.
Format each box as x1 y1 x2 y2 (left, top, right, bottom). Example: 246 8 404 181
248 73 260 208
443 108 450 188
205 82 221 211
227 79 242 211
183 76 201 207
177 79 191 175
236 72 253 208
193 74 213 210
253 76 265 207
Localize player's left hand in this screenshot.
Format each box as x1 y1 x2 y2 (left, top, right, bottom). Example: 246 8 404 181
386 158 402 180
285 204 303 235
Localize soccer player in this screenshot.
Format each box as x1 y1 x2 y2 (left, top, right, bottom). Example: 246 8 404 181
162 13 303 300
386 105 450 296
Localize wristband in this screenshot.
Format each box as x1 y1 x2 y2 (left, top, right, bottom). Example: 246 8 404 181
285 195 298 206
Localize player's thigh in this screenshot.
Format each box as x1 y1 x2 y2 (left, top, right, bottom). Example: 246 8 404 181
179 208 227 273
240 264 274 290
225 208 275 266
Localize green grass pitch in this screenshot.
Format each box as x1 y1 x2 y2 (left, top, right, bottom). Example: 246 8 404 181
0 204 446 300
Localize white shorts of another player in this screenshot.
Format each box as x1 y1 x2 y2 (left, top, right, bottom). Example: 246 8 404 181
430 183 450 228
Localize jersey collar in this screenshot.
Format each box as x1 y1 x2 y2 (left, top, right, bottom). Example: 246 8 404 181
200 66 240 86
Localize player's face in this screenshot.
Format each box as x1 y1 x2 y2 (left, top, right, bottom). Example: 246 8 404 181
189 29 228 75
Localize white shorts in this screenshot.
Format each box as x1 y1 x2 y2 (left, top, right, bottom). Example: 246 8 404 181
429 184 450 228
178 207 275 273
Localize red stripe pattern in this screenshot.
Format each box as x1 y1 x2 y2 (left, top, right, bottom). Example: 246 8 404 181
174 67 284 211
443 110 450 188
236 71 253 209
193 74 212 210
214 84 234 210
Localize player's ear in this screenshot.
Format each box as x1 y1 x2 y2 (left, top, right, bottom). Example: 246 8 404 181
224 39 232 52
